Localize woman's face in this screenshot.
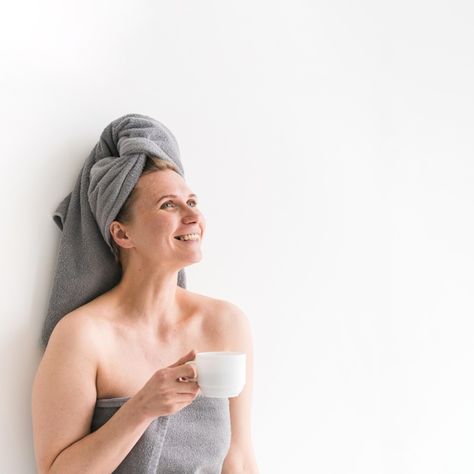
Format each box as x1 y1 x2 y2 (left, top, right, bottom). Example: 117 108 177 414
115 169 206 268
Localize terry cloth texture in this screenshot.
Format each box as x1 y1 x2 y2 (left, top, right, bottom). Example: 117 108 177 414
41 113 187 349
91 393 231 473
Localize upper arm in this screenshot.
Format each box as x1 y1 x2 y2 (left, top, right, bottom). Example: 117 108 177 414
219 302 255 452
31 314 99 473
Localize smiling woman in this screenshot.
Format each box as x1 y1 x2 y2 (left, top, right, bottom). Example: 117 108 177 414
109 156 183 266
107 160 206 277
32 113 259 474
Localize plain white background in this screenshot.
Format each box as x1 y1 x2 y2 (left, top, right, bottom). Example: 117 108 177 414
1 1 474 472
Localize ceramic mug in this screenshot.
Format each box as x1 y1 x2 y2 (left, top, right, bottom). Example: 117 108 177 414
183 351 246 398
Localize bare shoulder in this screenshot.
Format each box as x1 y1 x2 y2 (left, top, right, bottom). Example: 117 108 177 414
186 289 247 321
185 290 252 350
54 307 105 346
184 287 243 313
45 307 107 367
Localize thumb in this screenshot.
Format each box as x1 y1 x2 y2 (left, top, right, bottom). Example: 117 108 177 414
168 349 196 368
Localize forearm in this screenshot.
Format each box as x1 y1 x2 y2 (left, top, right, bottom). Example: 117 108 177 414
222 459 260 474
222 446 260 474
48 395 153 474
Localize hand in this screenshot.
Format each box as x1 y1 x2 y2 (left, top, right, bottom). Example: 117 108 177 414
134 349 200 419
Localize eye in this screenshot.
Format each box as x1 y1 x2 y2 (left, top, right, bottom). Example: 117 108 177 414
161 199 198 209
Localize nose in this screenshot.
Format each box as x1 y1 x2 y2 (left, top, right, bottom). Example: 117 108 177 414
181 206 205 238
182 206 201 224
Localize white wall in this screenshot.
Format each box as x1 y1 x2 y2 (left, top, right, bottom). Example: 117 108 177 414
2 1 474 472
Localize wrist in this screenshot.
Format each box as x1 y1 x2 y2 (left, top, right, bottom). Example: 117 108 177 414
126 391 155 425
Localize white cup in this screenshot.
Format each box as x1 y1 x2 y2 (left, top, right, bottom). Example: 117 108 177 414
184 351 246 398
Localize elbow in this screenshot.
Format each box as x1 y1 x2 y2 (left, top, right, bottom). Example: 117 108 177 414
36 464 50 474
39 452 61 474
222 454 260 474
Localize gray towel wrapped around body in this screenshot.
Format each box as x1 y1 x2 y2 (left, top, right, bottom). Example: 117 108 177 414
42 113 187 349
91 393 231 473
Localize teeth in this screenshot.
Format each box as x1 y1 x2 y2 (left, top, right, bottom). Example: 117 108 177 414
177 233 200 241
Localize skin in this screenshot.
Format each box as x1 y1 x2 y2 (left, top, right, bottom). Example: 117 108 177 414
32 168 259 472
104 169 259 472
108 168 206 334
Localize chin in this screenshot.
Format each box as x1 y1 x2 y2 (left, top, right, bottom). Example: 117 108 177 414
183 253 203 265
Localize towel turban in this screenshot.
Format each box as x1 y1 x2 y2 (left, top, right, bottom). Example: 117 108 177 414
41 113 187 349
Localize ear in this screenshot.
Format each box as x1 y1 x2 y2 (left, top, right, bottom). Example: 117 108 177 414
109 221 134 250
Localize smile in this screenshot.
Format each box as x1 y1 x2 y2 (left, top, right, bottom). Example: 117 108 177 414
174 232 200 241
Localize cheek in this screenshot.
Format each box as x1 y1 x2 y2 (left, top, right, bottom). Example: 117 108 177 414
135 215 172 244
149 217 175 239
199 214 207 233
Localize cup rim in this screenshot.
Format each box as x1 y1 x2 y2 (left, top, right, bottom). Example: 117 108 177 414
197 351 246 357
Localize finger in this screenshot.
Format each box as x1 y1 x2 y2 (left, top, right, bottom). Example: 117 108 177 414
175 381 200 394
167 349 197 368
170 363 197 380
185 364 197 379
176 397 195 407
177 375 198 383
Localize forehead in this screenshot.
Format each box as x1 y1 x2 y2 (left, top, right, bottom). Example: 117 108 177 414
137 170 192 199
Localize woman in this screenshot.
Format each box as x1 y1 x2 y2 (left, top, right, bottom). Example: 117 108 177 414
31 118 259 473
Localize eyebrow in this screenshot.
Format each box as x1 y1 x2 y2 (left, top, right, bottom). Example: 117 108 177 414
156 193 197 204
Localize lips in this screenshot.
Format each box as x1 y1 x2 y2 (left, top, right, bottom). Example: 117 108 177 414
175 237 200 242
174 232 201 239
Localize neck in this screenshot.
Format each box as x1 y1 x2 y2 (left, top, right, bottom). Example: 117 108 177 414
108 261 185 335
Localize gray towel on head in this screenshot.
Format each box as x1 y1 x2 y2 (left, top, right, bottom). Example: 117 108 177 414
41 113 187 349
